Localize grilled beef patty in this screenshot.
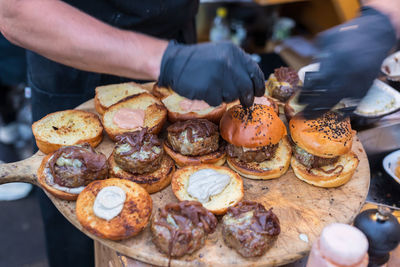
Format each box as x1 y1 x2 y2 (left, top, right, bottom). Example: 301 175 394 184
227 143 279 163
271 67 300 102
113 129 163 174
222 201 280 257
49 143 108 188
151 201 217 257
167 119 219 156
292 143 339 169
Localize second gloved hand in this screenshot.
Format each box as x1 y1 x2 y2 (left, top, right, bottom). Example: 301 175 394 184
298 6 396 118
158 41 265 107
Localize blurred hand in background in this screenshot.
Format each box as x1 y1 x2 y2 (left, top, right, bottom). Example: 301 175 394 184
299 5 397 118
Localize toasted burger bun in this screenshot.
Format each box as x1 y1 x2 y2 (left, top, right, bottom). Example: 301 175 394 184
220 105 286 148
161 93 226 123
171 164 244 215
226 96 279 115
76 178 152 240
108 153 174 194
102 93 167 141
227 136 292 180
163 142 226 168
32 110 103 154
152 83 174 99
290 112 354 158
37 154 80 200
94 82 147 115
291 151 359 188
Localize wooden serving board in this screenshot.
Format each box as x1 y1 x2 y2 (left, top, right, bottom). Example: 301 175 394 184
0 99 370 267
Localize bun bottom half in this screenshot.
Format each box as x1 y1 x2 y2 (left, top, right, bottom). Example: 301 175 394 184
108 153 174 194
76 178 152 240
291 151 359 188
227 136 292 180
171 164 244 215
163 143 226 168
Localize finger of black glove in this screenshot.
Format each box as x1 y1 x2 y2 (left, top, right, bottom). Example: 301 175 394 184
301 102 331 119
234 67 254 108
246 59 265 97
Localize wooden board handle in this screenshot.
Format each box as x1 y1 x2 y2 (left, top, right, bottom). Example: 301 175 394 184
0 157 41 186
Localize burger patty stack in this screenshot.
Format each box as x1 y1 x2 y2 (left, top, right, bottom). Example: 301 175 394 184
289 112 359 188
109 128 175 194
163 119 226 167
220 104 292 180
265 67 302 102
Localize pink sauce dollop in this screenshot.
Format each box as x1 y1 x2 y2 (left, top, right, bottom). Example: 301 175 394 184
113 108 145 129
179 99 211 112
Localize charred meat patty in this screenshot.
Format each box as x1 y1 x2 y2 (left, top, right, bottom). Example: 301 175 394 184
227 143 278 163
222 201 280 258
113 128 163 174
48 143 108 188
167 119 219 156
269 67 300 102
151 201 217 257
292 143 339 169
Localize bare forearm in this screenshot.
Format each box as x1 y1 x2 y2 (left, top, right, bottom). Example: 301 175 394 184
0 0 168 80
363 0 400 38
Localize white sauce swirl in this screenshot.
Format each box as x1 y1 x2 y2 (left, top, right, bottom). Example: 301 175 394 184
187 169 230 203
93 186 126 221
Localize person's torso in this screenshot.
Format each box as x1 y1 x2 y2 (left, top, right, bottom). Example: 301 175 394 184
64 0 199 39
28 0 199 98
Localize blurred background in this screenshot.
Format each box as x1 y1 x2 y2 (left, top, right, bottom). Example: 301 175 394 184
1 0 399 266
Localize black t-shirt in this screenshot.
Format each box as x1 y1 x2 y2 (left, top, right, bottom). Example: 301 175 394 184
64 0 199 39
28 0 199 121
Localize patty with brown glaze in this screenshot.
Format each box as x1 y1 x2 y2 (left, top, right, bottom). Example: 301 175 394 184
167 119 219 156
151 201 217 257
292 143 339 169
113 128 163 174
227 143 278 163
270 67 300 102
222 201 280 258
48 143 108 188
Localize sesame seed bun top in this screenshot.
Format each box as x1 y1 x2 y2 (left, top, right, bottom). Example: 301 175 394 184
220 105 286 148
289 112 354 158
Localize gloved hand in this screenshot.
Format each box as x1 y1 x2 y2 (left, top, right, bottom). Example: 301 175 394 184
298 6 396 118
158 41 265 107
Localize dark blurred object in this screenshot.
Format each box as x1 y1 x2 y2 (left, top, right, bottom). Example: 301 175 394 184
354 208 400 266
229 3 276 51
0 33 26 86
0 33 33 161
257 53 287 79
0 33 27 124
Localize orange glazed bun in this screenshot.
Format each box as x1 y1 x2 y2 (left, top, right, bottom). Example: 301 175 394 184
220 105 286 148
289 112 354 158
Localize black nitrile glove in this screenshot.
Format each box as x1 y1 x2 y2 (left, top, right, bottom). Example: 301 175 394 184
158 41 265 107
299 6 397 118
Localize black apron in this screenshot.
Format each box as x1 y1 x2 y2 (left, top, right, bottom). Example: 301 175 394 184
29 1 198 266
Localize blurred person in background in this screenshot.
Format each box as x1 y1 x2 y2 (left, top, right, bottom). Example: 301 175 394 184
0 0 398 266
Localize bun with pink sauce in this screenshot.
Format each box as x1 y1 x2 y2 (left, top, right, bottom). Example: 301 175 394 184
102 93 167 141
161 92 226 123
